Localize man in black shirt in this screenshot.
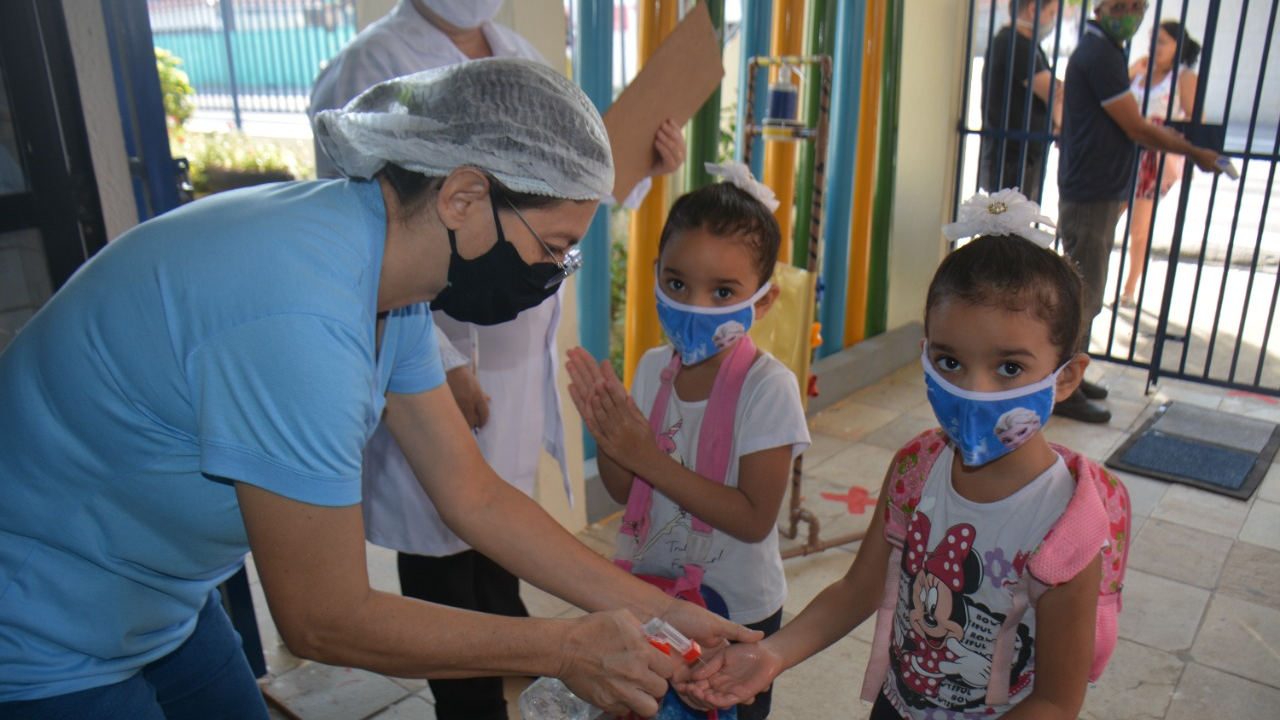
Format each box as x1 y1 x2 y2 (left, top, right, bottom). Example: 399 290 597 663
1055 0 1224 423
979 0 1062 202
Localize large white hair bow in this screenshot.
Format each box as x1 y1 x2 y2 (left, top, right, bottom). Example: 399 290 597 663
941 188 1056 247
705 161 780 212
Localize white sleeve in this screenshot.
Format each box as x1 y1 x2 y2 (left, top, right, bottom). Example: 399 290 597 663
736 357 812 459
436 331 470 372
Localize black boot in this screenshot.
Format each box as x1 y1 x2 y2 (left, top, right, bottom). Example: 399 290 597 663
1054 388 1111 424
1080 379 1109 400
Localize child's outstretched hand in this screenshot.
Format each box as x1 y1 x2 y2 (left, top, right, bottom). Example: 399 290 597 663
675 640 784 709
565 347 659 470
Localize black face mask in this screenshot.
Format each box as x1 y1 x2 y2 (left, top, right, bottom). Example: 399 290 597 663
430 194 562 326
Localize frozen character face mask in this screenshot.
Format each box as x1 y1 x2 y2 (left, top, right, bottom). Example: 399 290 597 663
922 346 1062 466
655 280 771 365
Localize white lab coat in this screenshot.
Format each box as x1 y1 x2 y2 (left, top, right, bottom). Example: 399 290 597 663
310 0 571 556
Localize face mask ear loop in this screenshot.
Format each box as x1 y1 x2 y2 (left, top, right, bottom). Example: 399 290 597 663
488 189 506 245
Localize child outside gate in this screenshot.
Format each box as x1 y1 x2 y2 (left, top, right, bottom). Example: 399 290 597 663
679 190 1130 720
566 164 811 720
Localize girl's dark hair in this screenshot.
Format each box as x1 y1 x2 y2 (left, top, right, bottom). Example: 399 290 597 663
925 235 1085 365
658 182 782 286
1161 20 1201 68
378 164 564 217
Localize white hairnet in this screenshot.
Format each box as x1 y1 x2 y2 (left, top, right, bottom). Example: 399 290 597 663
314 57 614 200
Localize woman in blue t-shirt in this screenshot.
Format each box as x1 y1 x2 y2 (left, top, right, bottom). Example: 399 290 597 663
0 58 759 720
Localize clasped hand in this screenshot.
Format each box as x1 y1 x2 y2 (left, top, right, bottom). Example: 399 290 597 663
565 348 663 471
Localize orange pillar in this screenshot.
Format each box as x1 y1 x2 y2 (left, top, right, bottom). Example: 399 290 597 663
844 0 884 346
623 0 680 388
764 0 807 263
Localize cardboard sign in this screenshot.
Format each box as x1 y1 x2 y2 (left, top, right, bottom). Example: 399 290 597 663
602 2 725 201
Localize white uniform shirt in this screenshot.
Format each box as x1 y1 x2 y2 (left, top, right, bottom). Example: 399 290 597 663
309 0 571 556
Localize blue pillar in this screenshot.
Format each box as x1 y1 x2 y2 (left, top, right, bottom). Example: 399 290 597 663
574 0 613 459
735 0 773 180
818 0 866 358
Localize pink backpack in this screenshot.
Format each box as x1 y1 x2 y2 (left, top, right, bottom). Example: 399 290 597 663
861 428 1131 706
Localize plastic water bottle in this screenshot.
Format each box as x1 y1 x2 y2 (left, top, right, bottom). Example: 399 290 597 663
518 676 603 720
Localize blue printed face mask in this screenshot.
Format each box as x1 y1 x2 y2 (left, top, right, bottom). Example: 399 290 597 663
656 281 772 365
922 346 1063 467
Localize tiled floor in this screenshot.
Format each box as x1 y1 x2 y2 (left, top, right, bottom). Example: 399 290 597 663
252 359 1280 719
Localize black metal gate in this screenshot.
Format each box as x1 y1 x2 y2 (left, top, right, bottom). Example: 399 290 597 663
955 0 1280 397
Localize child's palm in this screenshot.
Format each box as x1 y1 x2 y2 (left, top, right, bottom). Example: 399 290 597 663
681 642 781 709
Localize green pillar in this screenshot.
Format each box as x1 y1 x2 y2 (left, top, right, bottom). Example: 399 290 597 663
866 0 903 337
791 0 836 267
684 0 724 190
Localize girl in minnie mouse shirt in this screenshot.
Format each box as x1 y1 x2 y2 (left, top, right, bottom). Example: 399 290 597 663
681 190 1113 720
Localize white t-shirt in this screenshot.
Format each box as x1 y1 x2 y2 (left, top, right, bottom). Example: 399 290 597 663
622 345 811 624
882 443 1075 718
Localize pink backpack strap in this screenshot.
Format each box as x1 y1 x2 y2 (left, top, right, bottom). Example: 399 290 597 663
615 338 758 596
859 428 948 703
1033 445 1131 682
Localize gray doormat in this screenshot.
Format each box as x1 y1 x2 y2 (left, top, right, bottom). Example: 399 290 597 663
1105 401 1280 500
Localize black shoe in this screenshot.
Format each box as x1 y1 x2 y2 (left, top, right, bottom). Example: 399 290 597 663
1054 389 1111 424
1080 379 1109 400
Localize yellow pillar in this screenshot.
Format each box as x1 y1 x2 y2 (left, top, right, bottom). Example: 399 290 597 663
623 0 680 388
764 0 807 263
845 0 885 346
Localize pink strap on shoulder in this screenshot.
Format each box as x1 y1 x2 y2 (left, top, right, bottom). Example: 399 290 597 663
615 337 757 576
1027 446 1110 586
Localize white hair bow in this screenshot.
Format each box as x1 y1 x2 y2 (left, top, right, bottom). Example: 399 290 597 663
705 161 780 212
941 188 1056 247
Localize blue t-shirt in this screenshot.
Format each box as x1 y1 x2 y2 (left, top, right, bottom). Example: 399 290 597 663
1058 21 1136 202
0 179 443 700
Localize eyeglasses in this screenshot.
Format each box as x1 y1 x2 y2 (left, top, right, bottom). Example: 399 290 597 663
501 197 584 289
1102 1 1148 17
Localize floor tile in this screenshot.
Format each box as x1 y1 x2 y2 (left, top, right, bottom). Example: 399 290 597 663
1149 484 1251 539
860 413 943 455
1112 470 1170 523
1218 391 1280 424
264 664 409 720
1042 415 1128 462
1257 461 1280 504
1217 541 1280 613
1117 568 1210 652
1149 383 1227 412
1238 499 1280 551
1164 662 1280 720
808 400 899 442
1127 519 1233 589
847 379 931 415
368 694 437 720
781 544 858 610
769 632 873 718
1190 593 1280 687
1079 639 1182 720
802 431 851 469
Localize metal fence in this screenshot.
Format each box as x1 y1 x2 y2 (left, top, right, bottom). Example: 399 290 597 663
954 0 1280 397
147 0 357 122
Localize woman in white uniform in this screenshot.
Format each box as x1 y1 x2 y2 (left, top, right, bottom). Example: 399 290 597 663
309 4 685 718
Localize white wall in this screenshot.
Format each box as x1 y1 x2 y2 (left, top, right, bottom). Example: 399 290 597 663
63 0 137 241
884 0 967 333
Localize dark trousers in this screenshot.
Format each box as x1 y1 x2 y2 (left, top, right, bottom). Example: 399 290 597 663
868 690 905 719
1058 199 1127 344
397 549 528 720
